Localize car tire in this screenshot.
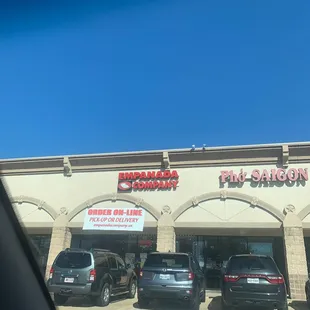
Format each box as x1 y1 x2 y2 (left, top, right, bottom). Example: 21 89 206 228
53 294 68 306
138 298 150 309
127 278 137 299
97 283 110 307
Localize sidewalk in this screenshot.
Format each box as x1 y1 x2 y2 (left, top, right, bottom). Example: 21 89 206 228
58 296 309 310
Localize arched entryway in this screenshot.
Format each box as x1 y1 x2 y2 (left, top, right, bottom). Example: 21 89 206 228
68 193 159 267
173 191 286 290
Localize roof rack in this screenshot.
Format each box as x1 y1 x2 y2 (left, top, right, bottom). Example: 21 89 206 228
64 248 87 252
90 248 111 253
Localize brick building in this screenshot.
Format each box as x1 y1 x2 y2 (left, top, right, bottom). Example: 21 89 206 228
1 142 310 299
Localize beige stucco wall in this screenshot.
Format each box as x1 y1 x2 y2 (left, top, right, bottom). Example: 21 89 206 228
4 162 310 228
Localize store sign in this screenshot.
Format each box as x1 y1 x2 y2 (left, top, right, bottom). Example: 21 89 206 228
83 208 145 231
220 168 308 184
117 170 179 192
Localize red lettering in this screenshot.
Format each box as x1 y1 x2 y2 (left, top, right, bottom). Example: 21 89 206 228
133 172 140 179
147 171 156 179
260 169 271 181
144 181 153 189
163 170 171 178
137 210 142 216
271 169 277 181
220 171 229 183
171 180 178 188
138 182 144 189
124 172 134 180
157 181 164 188
113 209 119 215
93 209 98 215
287 168 298 181
119 209 124 216
251 169 261 182
88 209 93 215
140 172 147 179
118 172 124 180
153 181 159 188
164 181 172 188
299 168 308 181
171 170 179 178
155 171 163 178
229 170 238 183
277 169 286 181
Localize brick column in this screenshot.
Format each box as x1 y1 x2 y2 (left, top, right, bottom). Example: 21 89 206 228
45 213 71 280
283 205 308 300
157 206 175 252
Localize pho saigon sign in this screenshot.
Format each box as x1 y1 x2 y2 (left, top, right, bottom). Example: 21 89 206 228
220 168 308 185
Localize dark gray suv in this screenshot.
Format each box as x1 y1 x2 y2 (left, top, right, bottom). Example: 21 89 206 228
138 252 205 309
47 248 137 306
221 254 288 310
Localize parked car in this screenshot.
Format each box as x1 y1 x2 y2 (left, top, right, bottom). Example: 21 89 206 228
47 248 137 306
138 252 205 309
221 254 288 310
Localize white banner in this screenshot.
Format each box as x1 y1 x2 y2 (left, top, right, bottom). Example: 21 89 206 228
83 207 145 231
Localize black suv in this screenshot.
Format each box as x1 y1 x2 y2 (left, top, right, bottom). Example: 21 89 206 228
47 248 137 306
221 254 288 310
138 252 205 309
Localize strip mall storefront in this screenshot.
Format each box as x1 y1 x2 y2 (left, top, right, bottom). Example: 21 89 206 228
2 142 310 300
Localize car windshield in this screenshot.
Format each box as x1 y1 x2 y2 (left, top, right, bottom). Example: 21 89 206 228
228 256 278 273
55 252 92 269
144 254 189 268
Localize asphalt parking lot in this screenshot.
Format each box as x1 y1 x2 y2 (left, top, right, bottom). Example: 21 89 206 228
57 296 308 310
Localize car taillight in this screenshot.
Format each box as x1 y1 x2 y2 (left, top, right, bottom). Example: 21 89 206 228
49 267 54 279
188 272 195 280
224 275 239 282
89 269 96 282
267 276 284 284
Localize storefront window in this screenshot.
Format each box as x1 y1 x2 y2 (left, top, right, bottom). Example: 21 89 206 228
71 233 157 268
176 235 284 290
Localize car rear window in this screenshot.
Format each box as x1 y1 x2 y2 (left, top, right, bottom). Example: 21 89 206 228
227 256 278 273
55 252 92 269
144 254 189 268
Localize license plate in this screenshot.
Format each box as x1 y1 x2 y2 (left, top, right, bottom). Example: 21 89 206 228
247 278 259 284
64 277 74 283
159 274 170 280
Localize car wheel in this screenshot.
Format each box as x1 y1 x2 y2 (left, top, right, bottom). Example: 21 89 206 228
138 298 150 309
53 294 68 306
127 278 137 299
97 283 110 307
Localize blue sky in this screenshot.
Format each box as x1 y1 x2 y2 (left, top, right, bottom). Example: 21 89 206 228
0 0 309 158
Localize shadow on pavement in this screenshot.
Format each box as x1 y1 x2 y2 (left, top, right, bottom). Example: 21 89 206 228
133 300 201 310
289 300 308 310
61 295 130 307
207 296 221 309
